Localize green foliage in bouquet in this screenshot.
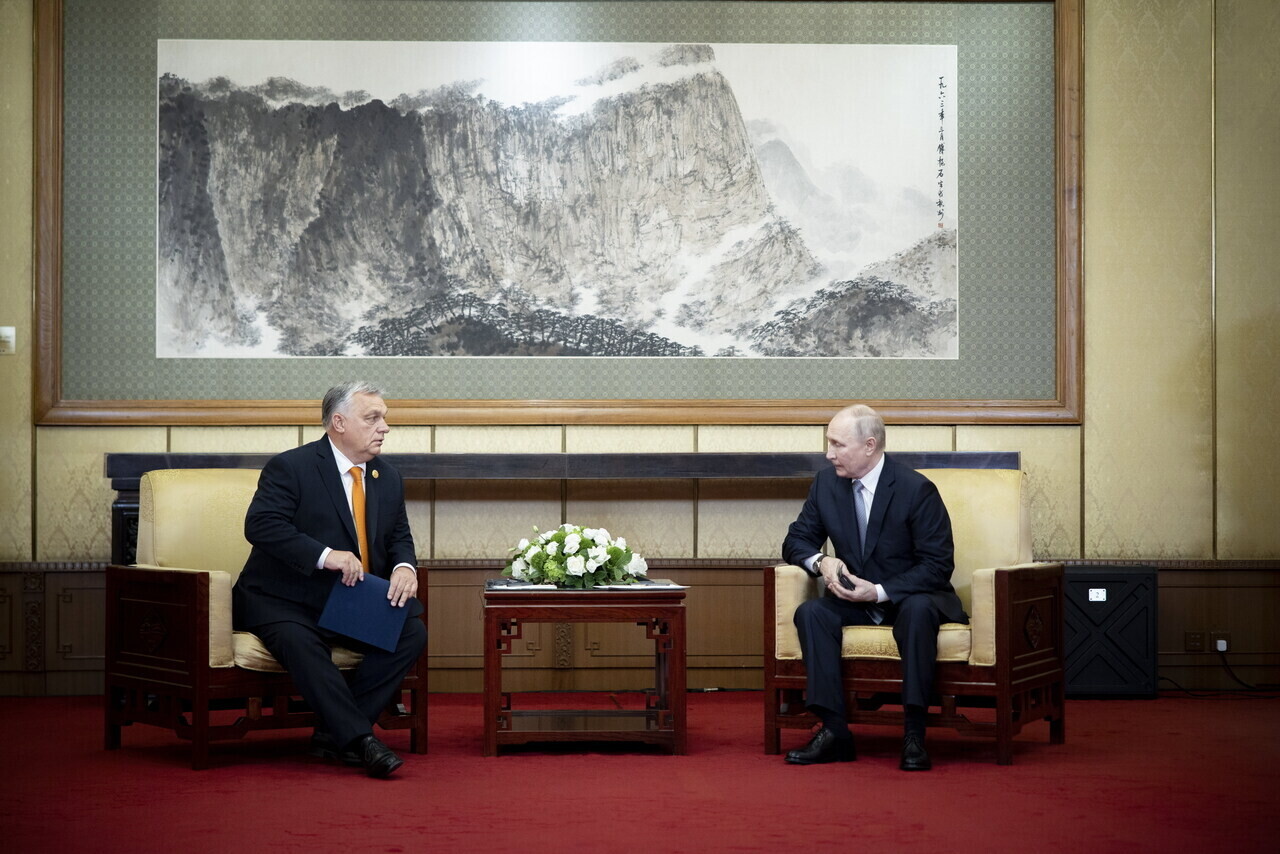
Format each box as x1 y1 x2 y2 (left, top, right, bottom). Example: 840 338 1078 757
502 524 648 589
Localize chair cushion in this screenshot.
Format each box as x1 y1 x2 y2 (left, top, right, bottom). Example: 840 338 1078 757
840 623 971 660
232 632 365 672
773 563 978 664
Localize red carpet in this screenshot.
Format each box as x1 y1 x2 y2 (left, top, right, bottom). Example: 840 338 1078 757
2 691 1277 853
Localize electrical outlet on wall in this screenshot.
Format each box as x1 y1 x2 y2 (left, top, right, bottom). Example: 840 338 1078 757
1210 632 1231 653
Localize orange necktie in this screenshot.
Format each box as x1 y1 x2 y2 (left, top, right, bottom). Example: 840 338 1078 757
349 466 370 572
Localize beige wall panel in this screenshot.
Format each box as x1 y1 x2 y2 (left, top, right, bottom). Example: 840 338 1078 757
384 425 432 454
381 425 432 453
956 426 1082 560
1083 0 1215 559
36 427 167 561
566 481 694 558
885 426 953 452
168 426 302 453
1214 0 1280 558
434 425 559 453
405 479 433 561
696 424 949 454
565 425 695 453
0 0 33 561
383 427 436 557
433 480 560 559
698 479 809 559
696 425 822 453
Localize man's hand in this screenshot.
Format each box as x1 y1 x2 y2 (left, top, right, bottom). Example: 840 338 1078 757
388 565 418 608
821 558 878 603
324 550 364 586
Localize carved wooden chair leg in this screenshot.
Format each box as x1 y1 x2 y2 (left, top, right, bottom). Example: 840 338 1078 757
995 695 1015 766
190 706 211 771
104 686 123 750
1050 685 1066 745
764 690 781 755
412 689 427 754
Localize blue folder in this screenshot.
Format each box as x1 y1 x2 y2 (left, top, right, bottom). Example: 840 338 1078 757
317 573 410 652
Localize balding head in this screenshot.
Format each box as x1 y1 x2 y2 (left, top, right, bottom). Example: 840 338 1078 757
825 404 886 479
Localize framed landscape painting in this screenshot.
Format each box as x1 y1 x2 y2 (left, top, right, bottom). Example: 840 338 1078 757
36 0 1081 425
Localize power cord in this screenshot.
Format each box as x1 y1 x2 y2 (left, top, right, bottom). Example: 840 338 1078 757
1158 675 1279 699
1158 646 1280 700
1216 648 1260 691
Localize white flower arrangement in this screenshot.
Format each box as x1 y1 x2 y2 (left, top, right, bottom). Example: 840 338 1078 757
504 524 647 588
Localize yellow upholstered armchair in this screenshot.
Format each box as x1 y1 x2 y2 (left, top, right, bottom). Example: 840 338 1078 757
104 469 428 768
764 467 1065 765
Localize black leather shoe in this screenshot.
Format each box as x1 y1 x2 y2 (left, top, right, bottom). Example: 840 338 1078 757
352 734 404 778
785 728 856 765
900 734 932 771
309 732 362 766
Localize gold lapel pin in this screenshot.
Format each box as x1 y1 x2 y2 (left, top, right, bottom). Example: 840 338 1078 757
371 469 379 479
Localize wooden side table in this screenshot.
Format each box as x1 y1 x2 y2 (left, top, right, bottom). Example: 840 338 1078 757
483 587 687 756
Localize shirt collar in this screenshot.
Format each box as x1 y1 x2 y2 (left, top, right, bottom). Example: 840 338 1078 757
328 438 364 475
856 453 886 496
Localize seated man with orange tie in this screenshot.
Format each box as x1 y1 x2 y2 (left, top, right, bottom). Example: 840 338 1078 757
232 381 425 778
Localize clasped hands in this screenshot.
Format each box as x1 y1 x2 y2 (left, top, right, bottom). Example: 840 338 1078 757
323 550 418 607
820 557 878 603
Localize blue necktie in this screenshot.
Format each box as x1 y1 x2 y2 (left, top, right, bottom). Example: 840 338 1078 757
854 480 883 624
853 480 868 554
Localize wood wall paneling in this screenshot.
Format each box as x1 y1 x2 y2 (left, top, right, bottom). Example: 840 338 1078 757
1156 569 1280 691
0 564 105 696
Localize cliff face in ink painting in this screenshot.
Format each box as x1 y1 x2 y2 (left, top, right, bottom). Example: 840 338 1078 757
157 43 957 357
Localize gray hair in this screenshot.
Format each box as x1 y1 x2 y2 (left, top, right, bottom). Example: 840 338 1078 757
838 404 887 450
322 381 385 428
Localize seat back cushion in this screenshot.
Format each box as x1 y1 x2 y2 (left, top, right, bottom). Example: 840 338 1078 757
916 468 1032 613
137 468 261 581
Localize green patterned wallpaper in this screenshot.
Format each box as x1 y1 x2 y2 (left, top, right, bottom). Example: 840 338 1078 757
60 0 1057 401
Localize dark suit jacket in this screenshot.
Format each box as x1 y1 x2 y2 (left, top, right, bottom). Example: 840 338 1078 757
233 436 419 630
783 454 967 624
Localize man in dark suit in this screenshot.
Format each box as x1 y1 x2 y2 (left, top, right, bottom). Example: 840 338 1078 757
782 404 966 771
233 381 426 778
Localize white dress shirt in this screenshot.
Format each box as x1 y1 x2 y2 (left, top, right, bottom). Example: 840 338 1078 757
316 438 415 575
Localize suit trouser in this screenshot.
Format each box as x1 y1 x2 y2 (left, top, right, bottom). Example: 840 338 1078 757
793 593 942 720
253 614 427 749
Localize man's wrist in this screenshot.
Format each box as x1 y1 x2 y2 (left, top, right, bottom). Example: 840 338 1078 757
392 562 417 576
